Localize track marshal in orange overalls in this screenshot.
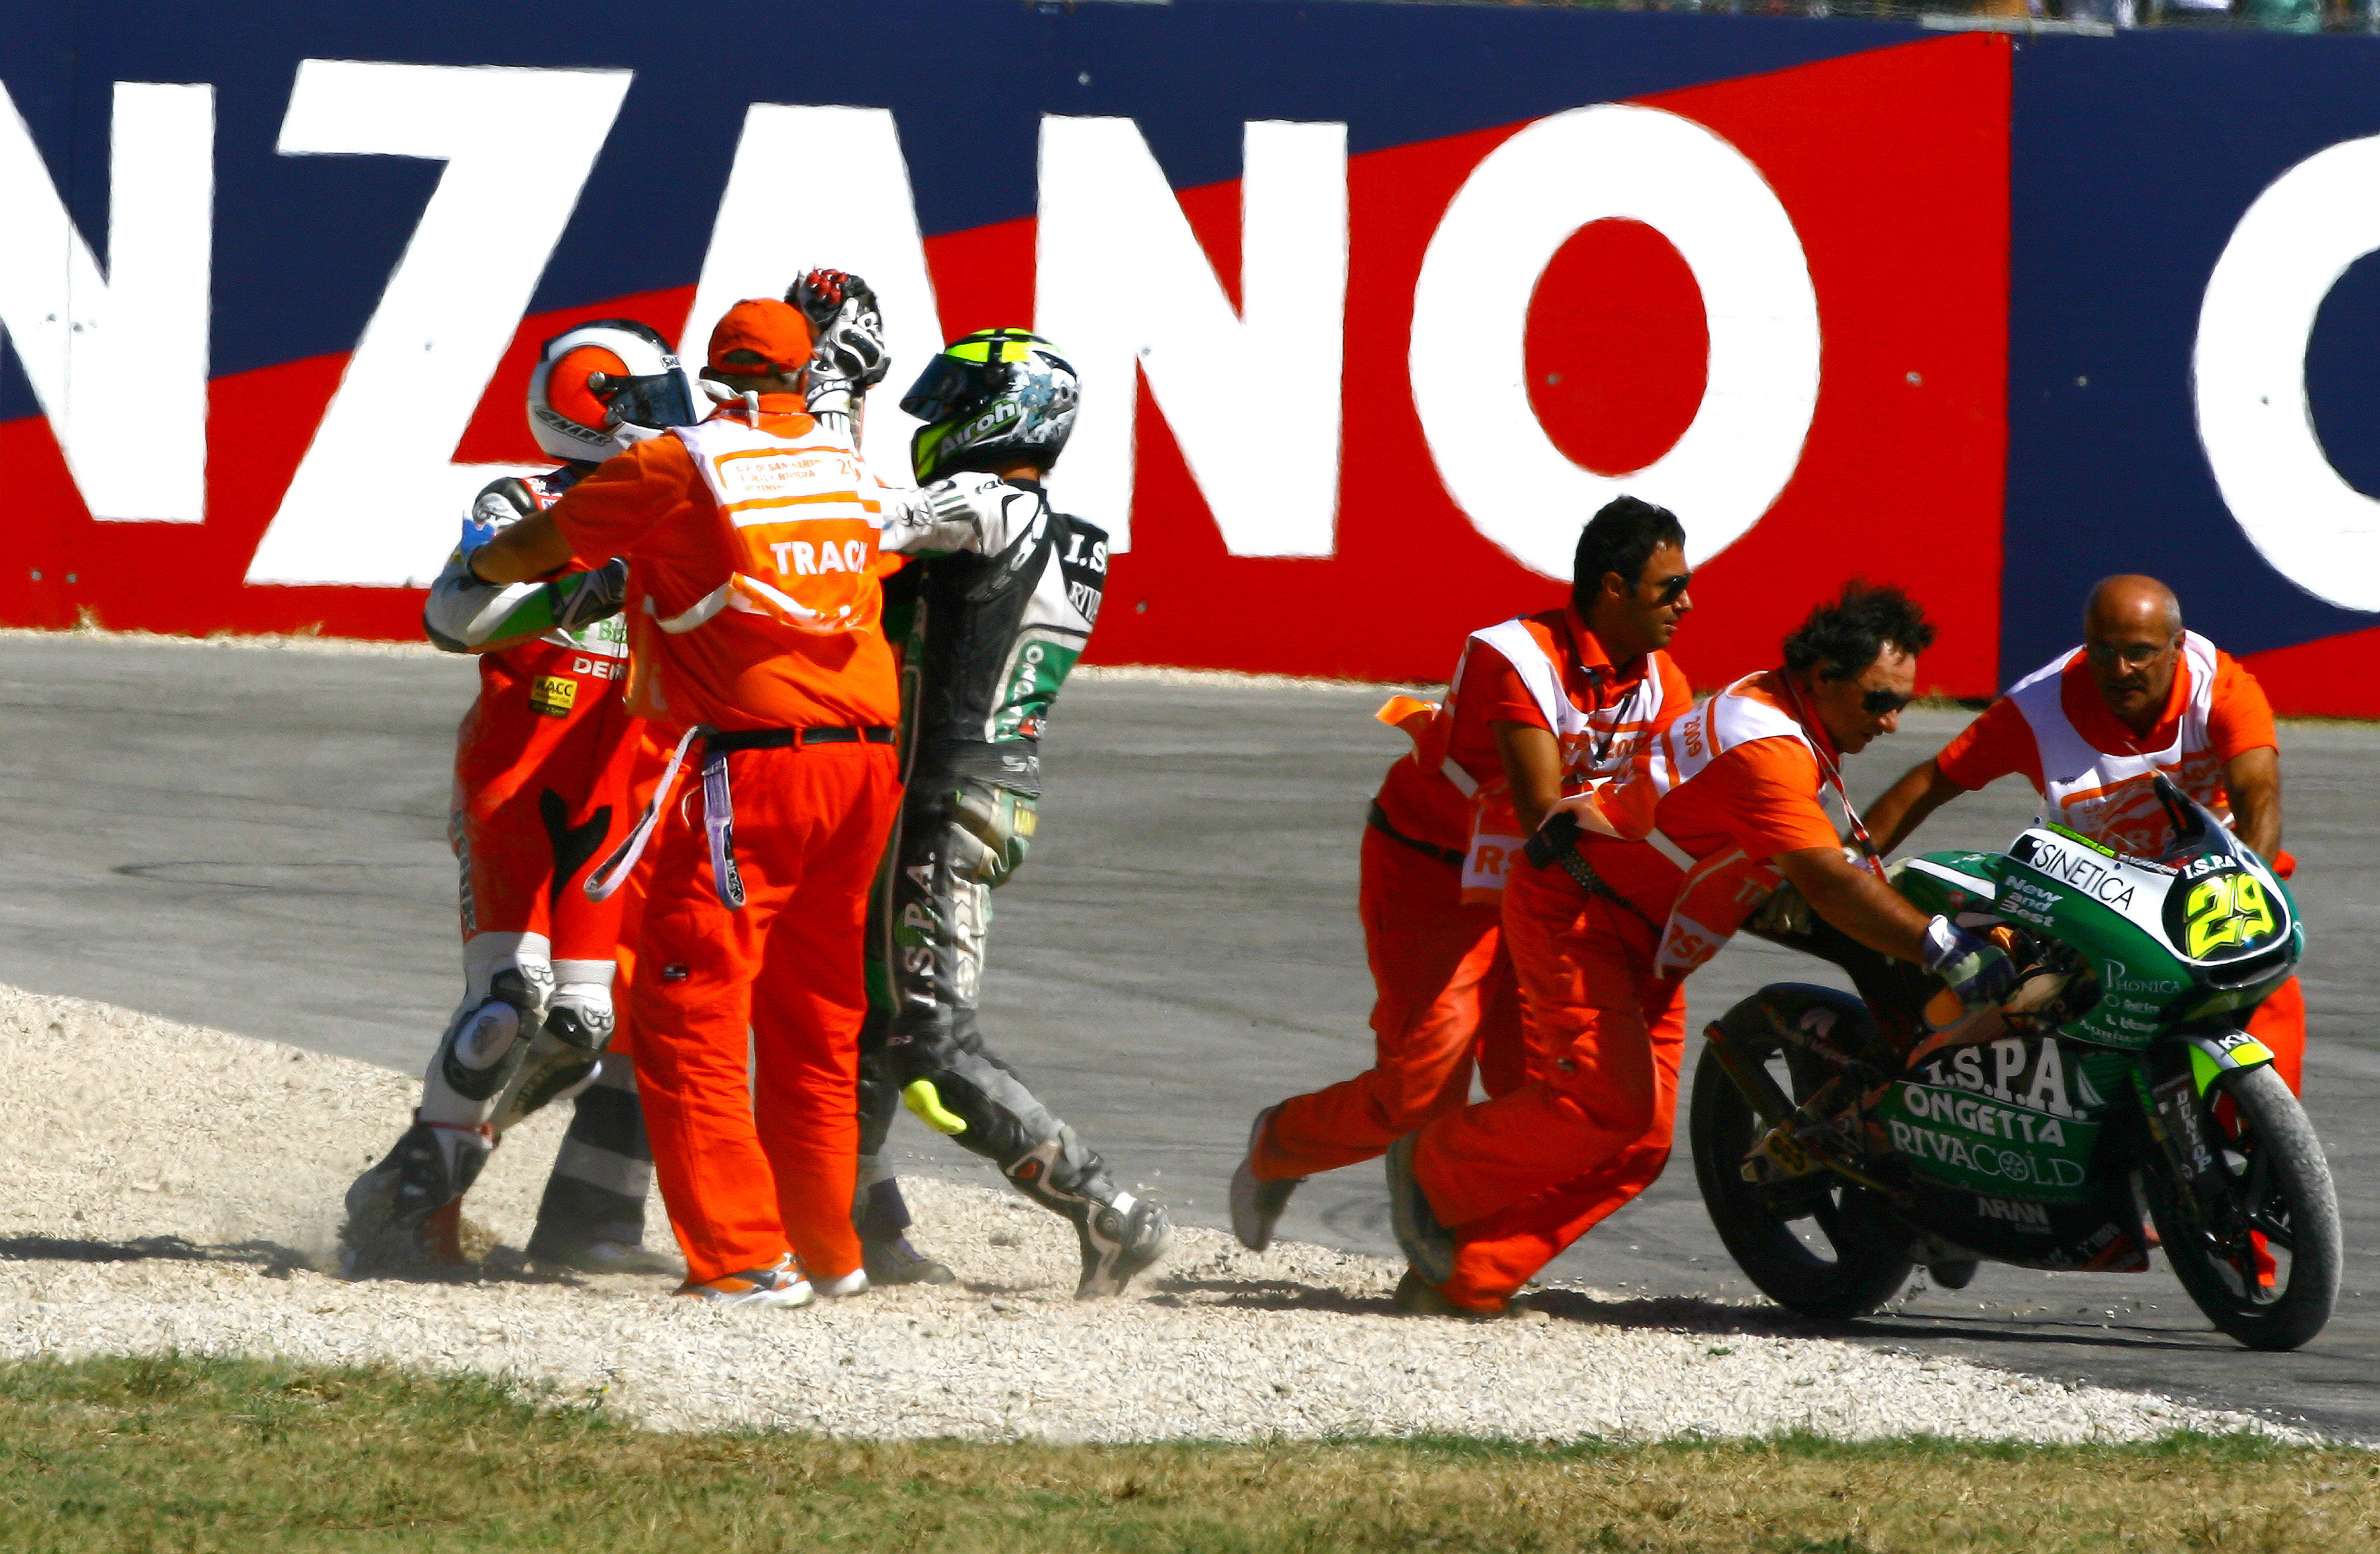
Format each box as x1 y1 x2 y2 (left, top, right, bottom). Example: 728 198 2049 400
1230 498 1694 1289
465 297 905 1307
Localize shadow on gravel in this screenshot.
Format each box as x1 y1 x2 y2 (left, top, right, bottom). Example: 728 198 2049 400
1525 1286 2235 1357
1522 1287 1825 1337
0 1234 313 1277
1150 1275 1402 1317
1835 1313 2231 1355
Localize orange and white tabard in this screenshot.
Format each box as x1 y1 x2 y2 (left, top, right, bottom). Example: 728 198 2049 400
1585 669 1848 978
1388 608 1689 905
666 417 899 639
547 399 903 735
1937 631 2279 860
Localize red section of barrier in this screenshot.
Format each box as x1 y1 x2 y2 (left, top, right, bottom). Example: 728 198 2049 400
0 351 423 638
1647 34 2009 697
2242 623 2380 720
1527 219 1710 479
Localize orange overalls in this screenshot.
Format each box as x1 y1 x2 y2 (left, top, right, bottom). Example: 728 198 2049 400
1252 610 1688 1183
548 398 904 1286
1413 670 1849 1310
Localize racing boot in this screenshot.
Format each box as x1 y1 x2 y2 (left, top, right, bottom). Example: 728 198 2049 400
340 1116 490 1278
852 1164 955 1285
1001 1126 1172 1299
522 1057 674 1276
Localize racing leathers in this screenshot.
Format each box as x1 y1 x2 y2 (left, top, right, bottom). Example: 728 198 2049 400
853 475 1173 1297
344 468 659 1274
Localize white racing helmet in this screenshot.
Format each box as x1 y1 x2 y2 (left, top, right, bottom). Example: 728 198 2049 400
526 319 702 464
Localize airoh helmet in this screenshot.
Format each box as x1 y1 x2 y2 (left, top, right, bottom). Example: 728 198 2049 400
900 328 1078 484
526 319 702 465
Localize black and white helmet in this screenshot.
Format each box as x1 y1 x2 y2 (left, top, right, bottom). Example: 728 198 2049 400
526 319 701 465
900 328 1078 484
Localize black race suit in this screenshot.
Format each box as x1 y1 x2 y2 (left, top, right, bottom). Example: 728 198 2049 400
854 478 1146 1258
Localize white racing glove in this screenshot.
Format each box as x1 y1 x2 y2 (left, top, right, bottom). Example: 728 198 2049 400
790 268 889 432
881 471 1026 557
424 558 626 655
1920 915 2018 1007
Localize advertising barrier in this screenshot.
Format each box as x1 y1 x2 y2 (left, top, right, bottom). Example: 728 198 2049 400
1 2 2375 712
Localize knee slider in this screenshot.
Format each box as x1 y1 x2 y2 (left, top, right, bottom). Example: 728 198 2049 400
437 965 550 1104
545 983 615 1053
948 783 1036 888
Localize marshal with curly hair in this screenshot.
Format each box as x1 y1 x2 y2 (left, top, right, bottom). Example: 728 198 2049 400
1781 581 1937 682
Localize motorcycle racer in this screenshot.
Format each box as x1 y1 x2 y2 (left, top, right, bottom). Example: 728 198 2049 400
1860 574 2303 1094
849 325 1174 1299
341 319 700 1277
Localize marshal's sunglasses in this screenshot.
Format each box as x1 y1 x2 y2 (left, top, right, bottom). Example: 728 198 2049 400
1860 687 1913 717
1646 570 1693 606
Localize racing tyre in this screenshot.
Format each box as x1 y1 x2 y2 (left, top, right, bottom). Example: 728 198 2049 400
2145 1062 2340 1352
1689 991 1915 1321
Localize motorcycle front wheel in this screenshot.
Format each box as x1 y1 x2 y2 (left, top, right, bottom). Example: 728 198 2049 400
1687 997 1915 1320
2144 1062 2340 1352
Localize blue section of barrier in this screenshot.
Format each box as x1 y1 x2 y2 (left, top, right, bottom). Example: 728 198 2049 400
2005 29 2380 679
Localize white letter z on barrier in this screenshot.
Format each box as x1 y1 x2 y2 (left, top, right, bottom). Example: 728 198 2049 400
1035 117 1348 555
246 61 632 588
0 80 212 523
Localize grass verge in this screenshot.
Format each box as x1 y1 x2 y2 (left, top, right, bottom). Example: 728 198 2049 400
0 1352 2369 1552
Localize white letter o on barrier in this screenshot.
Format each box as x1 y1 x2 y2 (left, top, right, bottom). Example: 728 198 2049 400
2196 136 2380 614
1409 104 1820 579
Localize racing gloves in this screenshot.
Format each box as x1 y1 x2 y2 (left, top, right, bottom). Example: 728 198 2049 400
791 268 889 432
1922 915 2019 1007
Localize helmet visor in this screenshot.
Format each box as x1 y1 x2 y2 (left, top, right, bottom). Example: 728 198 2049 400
900 354 996 427
604 368 700 434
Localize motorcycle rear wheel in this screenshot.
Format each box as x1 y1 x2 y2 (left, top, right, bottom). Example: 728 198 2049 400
1689 999 1915 1320
2145 1063 2340 1352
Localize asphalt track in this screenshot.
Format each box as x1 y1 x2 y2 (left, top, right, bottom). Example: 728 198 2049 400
4 635 2375 1439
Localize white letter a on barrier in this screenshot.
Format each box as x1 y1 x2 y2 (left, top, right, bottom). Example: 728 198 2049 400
1035 117 1347 554
0 80 212 523
682 104 943 483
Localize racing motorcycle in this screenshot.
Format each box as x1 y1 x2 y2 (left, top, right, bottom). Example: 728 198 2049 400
1688 776 2339 1351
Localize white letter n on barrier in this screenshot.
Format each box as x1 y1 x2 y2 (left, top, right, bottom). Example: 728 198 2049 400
0 80 212 523
1035 117 1347 555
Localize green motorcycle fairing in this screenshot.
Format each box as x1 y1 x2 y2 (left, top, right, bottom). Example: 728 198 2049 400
1867 819 2298 1206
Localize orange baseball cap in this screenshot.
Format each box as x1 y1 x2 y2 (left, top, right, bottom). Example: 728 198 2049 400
707 297 813 376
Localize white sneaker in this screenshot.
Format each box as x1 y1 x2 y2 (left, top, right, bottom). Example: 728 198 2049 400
812 1265 869 1298
1230 1105 1302 1252
675 1254 814 1308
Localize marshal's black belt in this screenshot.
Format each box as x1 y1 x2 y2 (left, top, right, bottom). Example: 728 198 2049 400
1367 800 1465 868
705 725 896 752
